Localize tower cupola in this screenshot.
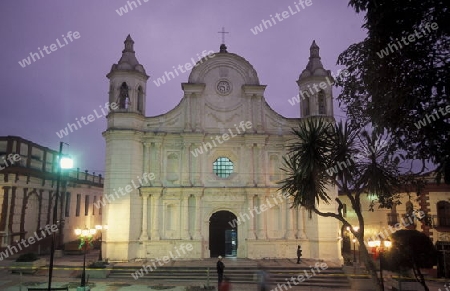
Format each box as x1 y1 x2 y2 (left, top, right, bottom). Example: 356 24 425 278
106 35 149 115
297 40 334 118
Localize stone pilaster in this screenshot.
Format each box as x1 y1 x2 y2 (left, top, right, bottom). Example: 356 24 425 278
181 194 190 239
256 195 266 239
193 193 203 240
139 192 149 240
151 192 161 240
247 194 256 239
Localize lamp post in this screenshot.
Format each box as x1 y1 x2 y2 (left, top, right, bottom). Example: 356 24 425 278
368 239 392 291
346 226 359 264
94 225 108 261
47 142 73 291
75 227 97 290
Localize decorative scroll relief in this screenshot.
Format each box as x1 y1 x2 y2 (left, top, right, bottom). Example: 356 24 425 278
216 79 232 96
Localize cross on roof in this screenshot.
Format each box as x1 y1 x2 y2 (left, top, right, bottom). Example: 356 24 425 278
218 27 229 44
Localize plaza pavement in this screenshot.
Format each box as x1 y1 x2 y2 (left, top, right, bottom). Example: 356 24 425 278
0 250 448 290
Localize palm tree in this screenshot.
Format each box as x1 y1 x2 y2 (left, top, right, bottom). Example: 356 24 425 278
279 117 405 291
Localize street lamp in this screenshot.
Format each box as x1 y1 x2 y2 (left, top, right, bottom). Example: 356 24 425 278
48 142 73 291
368 239 392 291
95 225 108 261
75 227 97 290
346 226 359 265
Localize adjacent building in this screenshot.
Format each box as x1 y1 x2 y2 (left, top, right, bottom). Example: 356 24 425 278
0 136 103 256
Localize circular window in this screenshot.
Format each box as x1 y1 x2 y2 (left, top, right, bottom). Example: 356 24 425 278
213 157 234 178
216 79 232 95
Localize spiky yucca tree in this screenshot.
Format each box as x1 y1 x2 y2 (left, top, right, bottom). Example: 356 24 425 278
279 118 405 291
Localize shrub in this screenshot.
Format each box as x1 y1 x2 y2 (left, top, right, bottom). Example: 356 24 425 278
88 261 108 269
16 252 39 262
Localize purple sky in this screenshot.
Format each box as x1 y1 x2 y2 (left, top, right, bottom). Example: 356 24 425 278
1 0 366 176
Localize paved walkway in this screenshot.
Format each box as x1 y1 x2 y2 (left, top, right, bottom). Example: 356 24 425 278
0 250 449 290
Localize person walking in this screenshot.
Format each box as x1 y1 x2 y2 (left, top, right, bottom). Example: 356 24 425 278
219 276 231 291
297 245 302 264
217 255 225 289
256 265 271 291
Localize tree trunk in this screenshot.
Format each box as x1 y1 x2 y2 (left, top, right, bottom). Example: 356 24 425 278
413 264 429 291
358 239 383 291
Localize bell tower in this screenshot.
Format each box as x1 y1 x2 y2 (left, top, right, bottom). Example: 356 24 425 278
297 40 334 118
106 35 149 116
103 35 149 261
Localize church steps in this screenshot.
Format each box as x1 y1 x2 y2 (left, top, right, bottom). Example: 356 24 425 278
109 266 351 288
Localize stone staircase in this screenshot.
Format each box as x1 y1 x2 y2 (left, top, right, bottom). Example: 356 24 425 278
109 265 351 288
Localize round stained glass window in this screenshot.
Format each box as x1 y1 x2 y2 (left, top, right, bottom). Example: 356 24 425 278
213 157 233 178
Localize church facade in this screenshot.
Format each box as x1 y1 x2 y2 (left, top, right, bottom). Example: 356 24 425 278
102 35 340 262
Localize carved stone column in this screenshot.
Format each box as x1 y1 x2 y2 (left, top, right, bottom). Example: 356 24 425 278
247 194 256 239
143 143 151 180
139 192 149 241
154 142 162 186
151 192 161 240
193 193 203 240
296 208 307 239
191 143 202 186
256 196 266 239
245 144 254 186
285 197 295 239
181 194 190 239
182 142 191 186
256 144 265 186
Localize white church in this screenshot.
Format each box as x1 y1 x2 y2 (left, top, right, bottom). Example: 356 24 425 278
102 35 340 262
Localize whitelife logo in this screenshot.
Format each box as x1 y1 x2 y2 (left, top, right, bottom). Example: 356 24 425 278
115 0 149 16
152 50 215 87
376 22 438 59
0 224 58 261
55 102 118 139
228 192 289 228
190 121 252 157
414 105 450 129
250 0 313 35
0 154 21 171
18 31 81 68
94 172 156 209
131 243 193 279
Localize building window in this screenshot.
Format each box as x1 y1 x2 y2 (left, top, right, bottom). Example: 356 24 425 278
93 196 97 215
76 194 81 217
85 195 90 216
99 196 103 215
64 192 71 217
303 97 310 116
437 201 450 227
318 90 326 114
213 157 233 178
342 203 347 217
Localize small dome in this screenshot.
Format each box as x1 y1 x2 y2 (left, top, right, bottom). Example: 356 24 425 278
108 35 148 77
298 40 328 80
188 48 260 85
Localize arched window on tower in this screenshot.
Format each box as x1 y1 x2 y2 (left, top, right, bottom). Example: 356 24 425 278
303 97 310 116
118 82 129 109
318 90 326 115
137 86 144 113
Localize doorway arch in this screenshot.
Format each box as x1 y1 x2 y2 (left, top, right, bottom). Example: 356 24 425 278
209 210 237 258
